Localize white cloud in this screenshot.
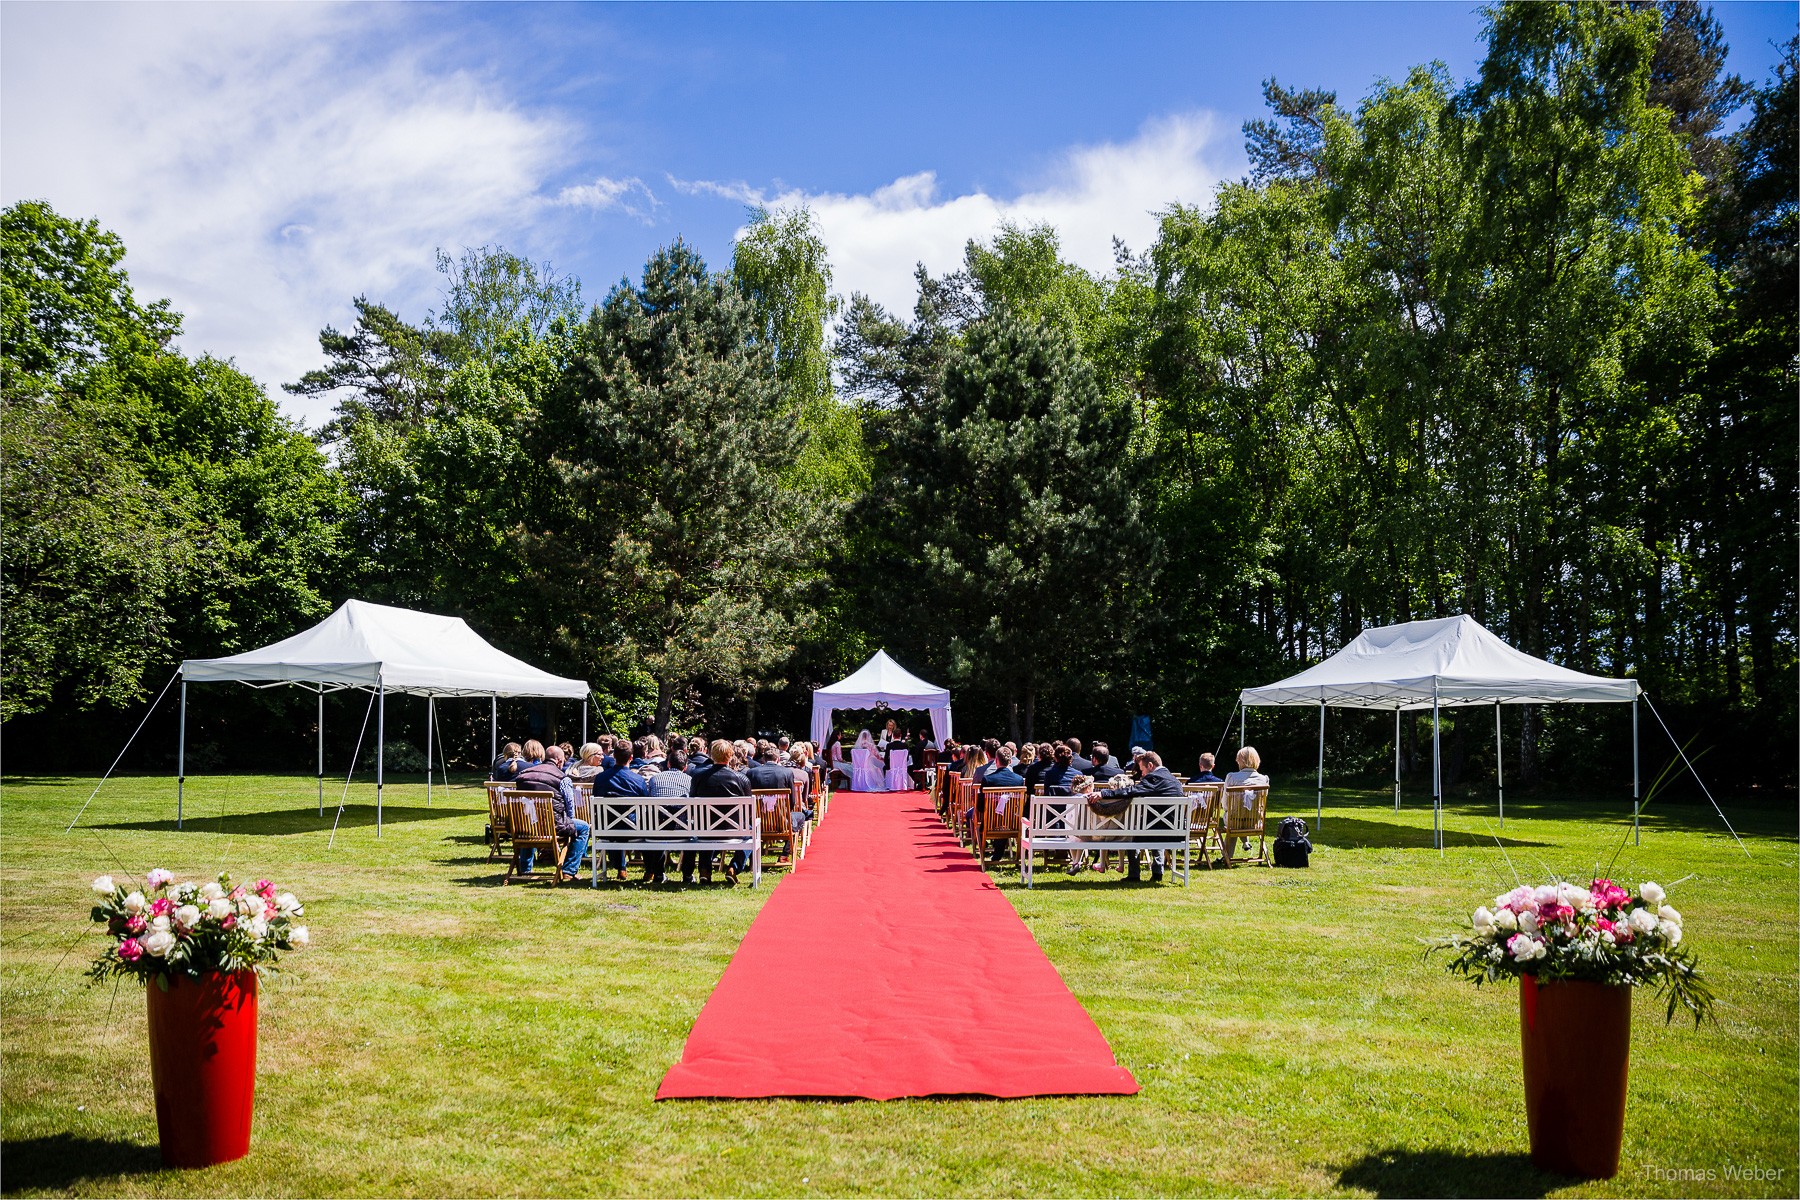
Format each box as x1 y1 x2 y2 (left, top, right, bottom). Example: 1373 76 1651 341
712 113 1230 317
554 175 660 221
1 3 571 429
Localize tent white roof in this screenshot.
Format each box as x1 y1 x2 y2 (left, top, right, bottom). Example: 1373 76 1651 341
1238 615 1638 710
181 599 590 699
810 650 952 747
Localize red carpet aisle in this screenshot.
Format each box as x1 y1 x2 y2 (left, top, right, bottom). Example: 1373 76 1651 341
657 790 1139 1100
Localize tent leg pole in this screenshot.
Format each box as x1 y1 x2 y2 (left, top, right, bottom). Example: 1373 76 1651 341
1239 703 1246 749
1634 698 1648 849
318 690 325 816
1495 702 1503 830
1394 708 1402 812
1432 687 1442 855
582 700 588 747
490 697 497 765
377 682 385 838
1316 702 1324 829
177 679 188 831
426 696 433 807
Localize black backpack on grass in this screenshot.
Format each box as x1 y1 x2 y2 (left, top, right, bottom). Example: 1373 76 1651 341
1273 816 1312 868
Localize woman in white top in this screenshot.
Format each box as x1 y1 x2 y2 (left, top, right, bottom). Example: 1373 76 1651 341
1221 746 1271 863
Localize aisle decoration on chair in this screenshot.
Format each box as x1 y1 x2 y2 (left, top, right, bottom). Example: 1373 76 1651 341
87 870 309 1168
1432 877 1711 1179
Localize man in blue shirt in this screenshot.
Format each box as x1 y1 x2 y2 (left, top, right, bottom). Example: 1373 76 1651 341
975 746 1026 862
595 739 650 880
1193 752 1223 783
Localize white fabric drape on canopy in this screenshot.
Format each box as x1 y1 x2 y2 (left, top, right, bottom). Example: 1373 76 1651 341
809 650 952 749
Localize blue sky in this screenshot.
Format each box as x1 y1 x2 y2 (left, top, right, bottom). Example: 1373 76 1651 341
4 1 1792 429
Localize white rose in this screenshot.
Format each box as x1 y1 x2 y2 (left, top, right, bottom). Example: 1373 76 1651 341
173 905 201 929
276 892 302 915
121 892 147 914
1629 908 1659 935
1518 911 1540 934
207 898 233 921
150 915 170 933
1658 905 1682 926
143 930 176 957
289 925 310 948
92 875 115 894
1659 921 1682 947
1472 906 1494 933
247 916 269 941
1495 908 1519 931
1558 882 1588 909
1601 929 1616 944
1639 881 1666 907
199 882 224 901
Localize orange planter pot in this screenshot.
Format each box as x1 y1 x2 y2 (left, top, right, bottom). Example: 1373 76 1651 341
1519 975 1631 1179
146 970 259 1168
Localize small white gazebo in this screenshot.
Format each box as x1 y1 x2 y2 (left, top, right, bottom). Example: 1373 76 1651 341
179 599 589 835
809 650 953 749
1238 615 1640 848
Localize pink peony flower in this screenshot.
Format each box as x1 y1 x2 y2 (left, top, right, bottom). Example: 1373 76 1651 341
118 938 144 962
229 885 246 902
150 896 172 917
263 900 279 920
255 880 275 898
125 915 146 934
221 914 237 930
145 868 174 889
1589 879 1630 911
1499 886 1538 913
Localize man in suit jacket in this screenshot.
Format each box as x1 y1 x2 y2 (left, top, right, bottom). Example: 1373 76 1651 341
974 748 1026 862
1065 738 1095 775
685 739 753 883
511 742 589 883
1089 741 1123 781
1085 751 1183 883
745 740 807 859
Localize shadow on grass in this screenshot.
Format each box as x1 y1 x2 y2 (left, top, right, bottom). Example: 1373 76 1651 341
1336 1147 1569 1198
1308 816 1548 851
0 1133 162 1192
95 804 479 837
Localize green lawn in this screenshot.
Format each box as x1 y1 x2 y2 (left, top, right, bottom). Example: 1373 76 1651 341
2 771 1794 1197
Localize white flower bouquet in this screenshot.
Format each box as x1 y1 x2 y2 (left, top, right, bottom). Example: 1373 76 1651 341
1433 877 1713 1023
87 870 308 987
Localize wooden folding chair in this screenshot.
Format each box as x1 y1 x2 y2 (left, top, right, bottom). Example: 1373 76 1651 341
1216 783 1271 867
1184 781 1225 867
752 788 795 862
503 789 568 884
484 781 510 860
977 786 1027 868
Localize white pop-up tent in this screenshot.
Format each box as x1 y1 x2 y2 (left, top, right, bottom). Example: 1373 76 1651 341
179 599 589 835
1238 615 1640 849
809 650 953 749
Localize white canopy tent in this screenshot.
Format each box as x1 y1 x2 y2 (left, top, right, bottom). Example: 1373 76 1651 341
809 650 953 750
179 599 590 835
1238 615 1641 849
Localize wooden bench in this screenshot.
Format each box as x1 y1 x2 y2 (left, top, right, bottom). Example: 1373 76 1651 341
584 797 763 887
1019 794 1191 887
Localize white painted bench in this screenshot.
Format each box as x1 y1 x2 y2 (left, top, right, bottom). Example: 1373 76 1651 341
585 797 762 887
1019 794 1191 886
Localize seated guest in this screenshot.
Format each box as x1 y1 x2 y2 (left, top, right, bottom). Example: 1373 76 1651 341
685 739 753 883
776 735 793 765
971 746 1026 861
627 739 658 775
595 741 651 880
1016 742 1038 781
511 742 589 883
640 747 692 884
746 740 807 858
570 743 606 781
1089 741 1123 781
641 735 667 767
971 738 1001 788
1194 752 1222 784
1040 743 1084 795
826 732 851 788
490 741 528 781
687 737 710 774
595 734 616 767
1220 746 1272 865
1065 737 1094 774
1084 750 1183 883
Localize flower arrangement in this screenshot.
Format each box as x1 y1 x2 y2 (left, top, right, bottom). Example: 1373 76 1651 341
88 870 308 987
1434 877 1713 1024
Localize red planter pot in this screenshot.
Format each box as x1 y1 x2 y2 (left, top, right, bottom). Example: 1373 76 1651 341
1519 975 1631 1179
146 970 259 1168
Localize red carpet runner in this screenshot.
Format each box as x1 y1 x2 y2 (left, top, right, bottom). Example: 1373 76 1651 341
657 790 1139 1100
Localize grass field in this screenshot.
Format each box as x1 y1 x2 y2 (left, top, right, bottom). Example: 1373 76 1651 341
2 770 1794 1198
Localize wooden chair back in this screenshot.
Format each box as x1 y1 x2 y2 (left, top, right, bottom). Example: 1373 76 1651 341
977 786 1027 864
502 789 567 884
484 781 510 859
752 787 794 855
1218 783 1271 865
1184 781 1225 864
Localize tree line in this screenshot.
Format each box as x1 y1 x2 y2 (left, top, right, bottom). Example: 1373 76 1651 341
4 2 1792 789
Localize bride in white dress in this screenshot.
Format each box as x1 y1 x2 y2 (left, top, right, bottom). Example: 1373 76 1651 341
850 729 887 792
